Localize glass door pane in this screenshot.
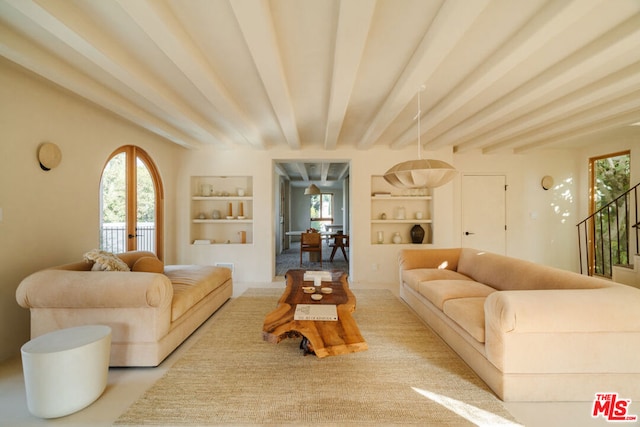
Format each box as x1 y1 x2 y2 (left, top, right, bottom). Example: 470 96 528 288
136 157 156 251
100 152 127 253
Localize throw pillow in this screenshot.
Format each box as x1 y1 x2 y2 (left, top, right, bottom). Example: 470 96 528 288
132 256 164 273
83 249 130 272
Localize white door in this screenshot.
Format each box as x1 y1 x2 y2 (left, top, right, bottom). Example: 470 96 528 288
461 175 506 254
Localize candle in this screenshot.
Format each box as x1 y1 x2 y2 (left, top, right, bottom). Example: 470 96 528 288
239 202 244 217
228 202 232 217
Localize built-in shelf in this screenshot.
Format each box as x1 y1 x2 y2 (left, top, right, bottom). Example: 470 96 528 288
190 176 253 244
371 219 433 224
370 175 433 245
192 196 253 201
192 219 253 224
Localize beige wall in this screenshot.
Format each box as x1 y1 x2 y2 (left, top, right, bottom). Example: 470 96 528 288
0 59 184 362
2 58 638 363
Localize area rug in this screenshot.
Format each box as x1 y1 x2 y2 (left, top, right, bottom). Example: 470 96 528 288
115 289 521 426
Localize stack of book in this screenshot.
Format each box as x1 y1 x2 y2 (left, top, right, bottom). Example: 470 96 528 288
294 304 338 321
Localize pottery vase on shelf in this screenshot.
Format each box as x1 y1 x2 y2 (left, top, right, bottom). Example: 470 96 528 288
200 184 212 196
411 224 425 244
392 232 402 244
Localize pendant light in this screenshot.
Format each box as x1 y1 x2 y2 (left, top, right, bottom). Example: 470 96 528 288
383 87 457 189
304 183 321 195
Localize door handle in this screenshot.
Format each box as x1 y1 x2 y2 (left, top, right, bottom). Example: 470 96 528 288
464 231 475 235
128 234 140 239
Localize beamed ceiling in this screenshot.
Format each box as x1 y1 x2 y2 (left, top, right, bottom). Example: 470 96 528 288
1 0 640 184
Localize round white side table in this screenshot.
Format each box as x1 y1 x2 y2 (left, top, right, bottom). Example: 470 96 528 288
21 325 111 418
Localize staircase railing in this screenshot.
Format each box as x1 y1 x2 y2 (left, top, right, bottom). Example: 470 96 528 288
577 183 639 278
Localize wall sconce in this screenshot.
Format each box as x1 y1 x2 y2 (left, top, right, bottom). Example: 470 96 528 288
37 142 62 171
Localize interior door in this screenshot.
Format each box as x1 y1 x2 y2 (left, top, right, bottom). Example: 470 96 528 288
461 175 506 254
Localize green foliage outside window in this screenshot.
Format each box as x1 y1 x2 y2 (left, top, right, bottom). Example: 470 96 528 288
593 153 630 275
101 153 155 223
310 193 333 231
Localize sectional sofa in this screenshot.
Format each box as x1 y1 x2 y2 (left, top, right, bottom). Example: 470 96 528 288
16 251 232 367
398 247 640 401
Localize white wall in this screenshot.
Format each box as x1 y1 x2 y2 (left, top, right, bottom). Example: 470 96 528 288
176 146 456 284
0 59 184 362
453 149 582 271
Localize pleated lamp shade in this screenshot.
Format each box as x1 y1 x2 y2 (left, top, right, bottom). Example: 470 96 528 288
383 159 457 189
304 183 321 195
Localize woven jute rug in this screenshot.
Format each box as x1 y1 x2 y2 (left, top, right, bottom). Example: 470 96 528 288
115 288 521 426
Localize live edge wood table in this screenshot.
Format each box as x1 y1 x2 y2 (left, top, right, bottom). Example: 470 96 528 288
262 269 368 358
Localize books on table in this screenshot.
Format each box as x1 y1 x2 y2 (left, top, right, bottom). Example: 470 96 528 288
303 271 332 281
294 304 338 321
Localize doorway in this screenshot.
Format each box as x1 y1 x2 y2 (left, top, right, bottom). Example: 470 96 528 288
461 175 506 254
274 160 350 277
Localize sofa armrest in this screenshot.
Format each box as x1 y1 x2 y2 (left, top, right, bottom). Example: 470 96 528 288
116 250 161 270
484 286 640 373
485 286 640 334
16 270 173 309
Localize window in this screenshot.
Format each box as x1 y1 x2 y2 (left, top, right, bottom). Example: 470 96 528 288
310 193 333 231
588 151 630 276
100 146 164 259
591 152 631 212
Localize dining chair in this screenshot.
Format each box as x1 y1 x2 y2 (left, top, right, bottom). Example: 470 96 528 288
300 229 322 266
329 233 349 262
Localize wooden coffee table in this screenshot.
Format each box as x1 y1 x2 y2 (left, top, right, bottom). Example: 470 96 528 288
262 269 367 358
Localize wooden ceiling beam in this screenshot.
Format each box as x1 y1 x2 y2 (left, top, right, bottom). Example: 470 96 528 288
323 0 375 150
230 0 301 150
2 0 229 147
0 19 204 149
356 0 491 149
435 10 640 152
488 92 640 153
456 62 640 153
116 0 266 149
513 108 640 154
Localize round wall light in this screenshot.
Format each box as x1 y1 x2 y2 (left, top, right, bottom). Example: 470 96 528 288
37 142 62 171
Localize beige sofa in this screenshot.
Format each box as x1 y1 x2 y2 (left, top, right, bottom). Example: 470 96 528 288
16 251 232 367
398 247 640 402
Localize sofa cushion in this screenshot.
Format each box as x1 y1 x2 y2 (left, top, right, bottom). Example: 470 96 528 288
418 280 495 310
165 265 232 322
132 256 165 273
457 248 613 291
443 297 486 343
83 249 130 271
402 269 472 292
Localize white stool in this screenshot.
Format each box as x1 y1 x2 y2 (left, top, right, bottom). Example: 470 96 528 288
21 325 111 418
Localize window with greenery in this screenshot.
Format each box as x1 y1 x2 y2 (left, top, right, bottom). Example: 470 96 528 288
100 146 164 258
590 151 630 276
310 193 333 231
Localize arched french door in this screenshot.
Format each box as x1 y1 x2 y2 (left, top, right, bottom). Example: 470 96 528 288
99 145 164 260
